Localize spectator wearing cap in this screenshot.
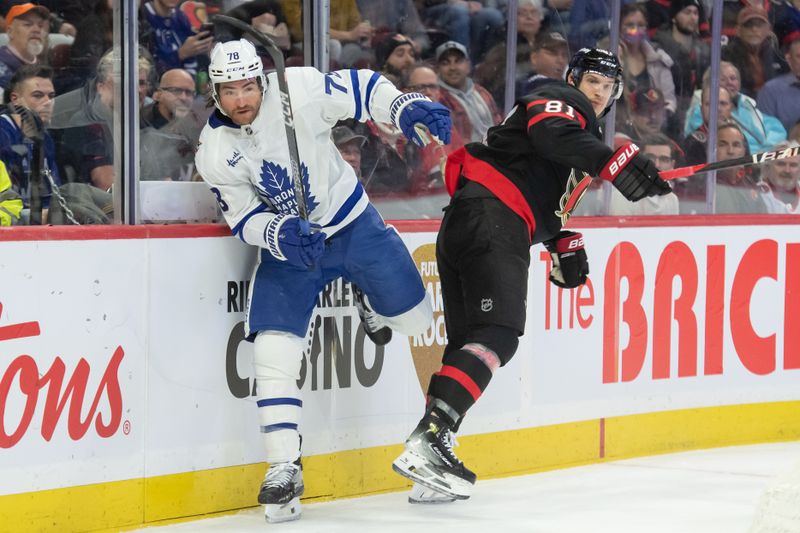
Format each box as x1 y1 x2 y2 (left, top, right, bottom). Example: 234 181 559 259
332 125 366 181
0 3 49 95
758 38 800 132
722 6 788 98
517 31 569 96
140 0 214 76
435 41 501 143
616 87 673 142
609 132 680 215
684 61 786 153
652 0 710 118
373 32 417 86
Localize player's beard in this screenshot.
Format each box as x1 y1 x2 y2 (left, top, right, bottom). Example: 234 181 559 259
27 39 44 58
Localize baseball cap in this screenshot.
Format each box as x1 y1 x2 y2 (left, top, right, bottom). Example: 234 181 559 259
5 3 50 26
332 126 366 148
737 6 769 26
630 87 666 112
534 31 568 51
435 41 468 62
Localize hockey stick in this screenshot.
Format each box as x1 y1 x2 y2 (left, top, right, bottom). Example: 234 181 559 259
212 14 310 229
659 144 800 181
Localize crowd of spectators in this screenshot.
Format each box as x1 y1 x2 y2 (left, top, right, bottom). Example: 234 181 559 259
1 0 800 226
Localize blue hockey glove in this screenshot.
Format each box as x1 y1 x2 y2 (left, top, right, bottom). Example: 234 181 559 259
265 214 326 268
391 93 452 146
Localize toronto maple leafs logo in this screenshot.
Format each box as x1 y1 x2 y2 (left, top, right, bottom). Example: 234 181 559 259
257 160 318 215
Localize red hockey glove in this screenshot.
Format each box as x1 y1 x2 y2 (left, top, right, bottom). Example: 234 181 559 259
544 231 589 289
600 142 671 202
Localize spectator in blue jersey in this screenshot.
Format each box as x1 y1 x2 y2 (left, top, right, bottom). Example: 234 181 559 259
0 64 60 222
140 0 214 76
0 3 49 97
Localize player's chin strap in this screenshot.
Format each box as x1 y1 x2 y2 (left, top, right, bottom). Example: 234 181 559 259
659 144 800 181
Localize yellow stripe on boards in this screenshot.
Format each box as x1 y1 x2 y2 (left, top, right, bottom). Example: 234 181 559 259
0 478 144 533
604 400 800 460
1 400 799 533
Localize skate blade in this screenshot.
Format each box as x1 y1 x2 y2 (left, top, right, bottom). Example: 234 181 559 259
392 453 472 500
408 482 457 504
264 497 302 523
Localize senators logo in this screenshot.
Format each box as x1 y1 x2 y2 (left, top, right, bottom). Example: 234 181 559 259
555 170 593 225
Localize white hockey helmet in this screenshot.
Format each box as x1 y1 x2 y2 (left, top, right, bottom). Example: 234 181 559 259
208 39 267 113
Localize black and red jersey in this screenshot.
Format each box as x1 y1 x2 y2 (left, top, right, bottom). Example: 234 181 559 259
445 80 615 244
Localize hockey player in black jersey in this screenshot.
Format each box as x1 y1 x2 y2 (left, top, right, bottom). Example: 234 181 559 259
392 48 671 502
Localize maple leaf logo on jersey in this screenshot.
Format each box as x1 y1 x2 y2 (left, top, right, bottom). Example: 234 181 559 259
257 160 318 215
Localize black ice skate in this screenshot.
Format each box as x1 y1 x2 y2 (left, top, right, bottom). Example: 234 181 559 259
392 417 476 500
258 458 304 523
352 284 392 346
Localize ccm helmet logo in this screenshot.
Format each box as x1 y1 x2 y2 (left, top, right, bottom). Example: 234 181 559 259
608 143 640 177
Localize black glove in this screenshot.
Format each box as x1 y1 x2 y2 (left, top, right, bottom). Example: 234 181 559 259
600 143 671 202
544 231 589 289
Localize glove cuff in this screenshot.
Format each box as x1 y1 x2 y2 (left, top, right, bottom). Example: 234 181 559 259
264 213 289 261
389 92 429 127
599 142 640 182
545 231 584 254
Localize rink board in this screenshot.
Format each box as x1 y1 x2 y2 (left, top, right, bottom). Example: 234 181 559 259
1 218 799 532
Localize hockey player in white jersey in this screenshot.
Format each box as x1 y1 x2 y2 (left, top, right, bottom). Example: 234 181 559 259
195 39 451 522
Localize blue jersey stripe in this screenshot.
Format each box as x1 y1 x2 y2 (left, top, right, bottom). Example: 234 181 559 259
364 71 381 119
350 69 362 121
261 422 299 433
257 397 303 408
232 203 269 241
326 182 364 227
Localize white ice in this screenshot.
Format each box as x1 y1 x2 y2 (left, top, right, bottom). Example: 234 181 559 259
133 441 800 533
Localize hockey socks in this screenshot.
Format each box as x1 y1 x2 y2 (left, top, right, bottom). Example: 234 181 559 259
427 342 502 418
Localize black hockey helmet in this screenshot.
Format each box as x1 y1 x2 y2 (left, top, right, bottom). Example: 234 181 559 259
566 48 624 102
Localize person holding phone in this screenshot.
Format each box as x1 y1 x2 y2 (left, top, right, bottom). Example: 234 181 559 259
141 0 214 76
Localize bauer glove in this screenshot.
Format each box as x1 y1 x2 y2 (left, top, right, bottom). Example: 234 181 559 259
265 214 326 268
391 93 452 146
600 142 671 202
544 231 589 289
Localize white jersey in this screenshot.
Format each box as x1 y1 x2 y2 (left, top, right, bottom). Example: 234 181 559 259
195 67 417 244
